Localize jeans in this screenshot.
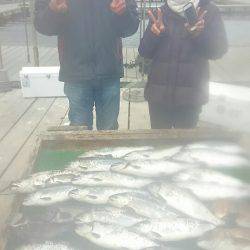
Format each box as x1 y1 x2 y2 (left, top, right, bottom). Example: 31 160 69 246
148 102 201 129
64 78 120 130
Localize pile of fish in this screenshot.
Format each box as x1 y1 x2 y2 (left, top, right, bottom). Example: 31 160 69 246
6 142 250 250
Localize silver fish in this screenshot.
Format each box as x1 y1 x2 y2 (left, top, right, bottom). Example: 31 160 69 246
10 170 77 193
133 217 215 241
173 149 249 168
16 241 77 250
148 183 222 225
72 171 153 188
177 181 250 201
198 237 250 250
185 141 246 155
173 168 245 187
79 146 153 158
10 171 56 193
23 186 75 206
123 146 183 161
69 186 146 204
75 222 159 250
108 192 177 219
46 172 79 186
111 159 195 177
67 157 126 172
75 206 145 227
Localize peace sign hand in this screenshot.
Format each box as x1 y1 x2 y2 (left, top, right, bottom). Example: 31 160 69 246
148 8 165 36
110 0 127 15
185 7 207 37
49 0 68 13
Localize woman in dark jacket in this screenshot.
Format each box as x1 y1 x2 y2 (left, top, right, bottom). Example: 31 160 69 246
139 0 228 129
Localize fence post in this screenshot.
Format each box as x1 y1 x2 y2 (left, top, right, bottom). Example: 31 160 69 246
29 0 39 66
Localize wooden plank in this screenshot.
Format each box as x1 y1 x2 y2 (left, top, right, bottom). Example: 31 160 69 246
0 97 68 248
40 127 240 151
0 98 68 189
48 125 88 131
130 100 150 130
0 90 24 113
0 92 36 142
59 98 69 126
0 92 6 99
119 90 129 130
0 98 55 178
60 108 69 126
0 98 67 186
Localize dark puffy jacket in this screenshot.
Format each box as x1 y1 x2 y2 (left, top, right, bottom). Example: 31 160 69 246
34 0 139 83
139 0 228 107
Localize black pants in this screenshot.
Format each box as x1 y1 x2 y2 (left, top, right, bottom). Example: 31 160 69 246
148 102 201 129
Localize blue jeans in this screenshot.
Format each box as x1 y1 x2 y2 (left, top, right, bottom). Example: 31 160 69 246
64 78 120 130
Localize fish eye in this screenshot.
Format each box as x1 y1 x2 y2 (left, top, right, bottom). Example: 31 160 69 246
131 165 140 169
70 189 79 195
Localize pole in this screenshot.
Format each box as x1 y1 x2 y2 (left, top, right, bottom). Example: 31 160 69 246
0 44 3 69
0 43 9 83
29 0 39 66
23 0 31 63
141 0 146 81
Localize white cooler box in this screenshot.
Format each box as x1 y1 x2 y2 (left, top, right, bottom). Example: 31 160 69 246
200 82 250 133
20 66 65 97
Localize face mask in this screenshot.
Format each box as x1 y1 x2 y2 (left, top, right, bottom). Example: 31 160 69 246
167 0 199 14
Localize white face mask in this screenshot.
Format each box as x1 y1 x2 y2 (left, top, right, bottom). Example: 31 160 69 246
167 0 199 14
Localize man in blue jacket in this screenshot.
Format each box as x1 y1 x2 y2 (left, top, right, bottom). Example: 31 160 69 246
34 0 139 130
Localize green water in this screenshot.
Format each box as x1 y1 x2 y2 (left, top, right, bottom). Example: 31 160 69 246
34 150 85 172
219 168 250 183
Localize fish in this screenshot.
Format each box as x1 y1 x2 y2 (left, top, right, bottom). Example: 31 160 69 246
16 241 77 250
173 168 245 187
10 171 56 193
185 141 246 155
172 149 250 168
75 206 145 227
133 217 215 241
177 182 250 201
111 159 195 178
198 236 250 250
108 192 177 219
66 157 126 172
10 170 78 193
69 186 146 205
75 222 159 250
123 146 183 161
79 146 153 158
22 186 75 206
72 171 153 188
46 172 79 186
148 183 222 225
